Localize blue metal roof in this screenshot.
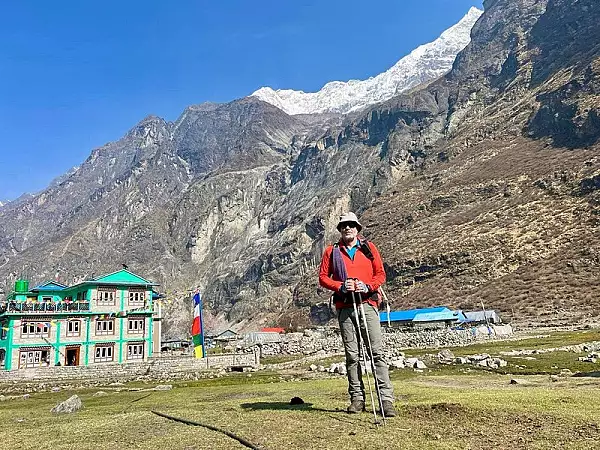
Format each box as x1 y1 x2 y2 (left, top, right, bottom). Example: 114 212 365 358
413 310 467 322
31 281 68 291
380 307 450 323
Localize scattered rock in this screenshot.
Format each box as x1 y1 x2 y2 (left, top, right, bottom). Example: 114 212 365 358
437 349 455 364
93 391 107 397
290 397 304 405
51 395 83 414
415 360 427 370
154 385 173 391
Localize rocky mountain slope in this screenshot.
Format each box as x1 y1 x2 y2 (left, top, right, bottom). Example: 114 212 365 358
0 0 598 336
251 7 482 115
296 0 600 328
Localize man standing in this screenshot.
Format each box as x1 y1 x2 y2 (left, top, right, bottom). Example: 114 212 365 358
319 212 396 417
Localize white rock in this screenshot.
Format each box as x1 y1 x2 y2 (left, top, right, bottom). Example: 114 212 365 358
51 395 82 414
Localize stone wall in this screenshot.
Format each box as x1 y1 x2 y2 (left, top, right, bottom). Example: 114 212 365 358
254 325 514 357
0 352 259 382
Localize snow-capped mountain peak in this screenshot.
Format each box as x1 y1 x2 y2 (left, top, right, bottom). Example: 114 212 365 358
251 7 483 115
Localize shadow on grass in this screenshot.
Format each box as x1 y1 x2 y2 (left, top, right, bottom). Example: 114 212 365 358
240 401 378 427
572 371 600 378
240 401 344 414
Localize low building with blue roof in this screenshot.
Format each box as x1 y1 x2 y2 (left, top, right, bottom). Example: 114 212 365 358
380 306 467 329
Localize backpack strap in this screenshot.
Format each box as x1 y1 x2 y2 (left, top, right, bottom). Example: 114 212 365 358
359 239 375 261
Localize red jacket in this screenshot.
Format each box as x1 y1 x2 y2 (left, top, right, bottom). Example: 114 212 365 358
319 238 386 309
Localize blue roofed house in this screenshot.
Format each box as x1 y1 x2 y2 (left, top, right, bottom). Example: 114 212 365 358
380 307 467 329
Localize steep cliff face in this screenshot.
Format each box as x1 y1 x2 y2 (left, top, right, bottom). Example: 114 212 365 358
0 0 598 335
327 0 600 328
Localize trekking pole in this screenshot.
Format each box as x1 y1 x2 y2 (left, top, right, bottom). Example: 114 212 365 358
379 287 391 328
351 290 379 426
358 300 387 425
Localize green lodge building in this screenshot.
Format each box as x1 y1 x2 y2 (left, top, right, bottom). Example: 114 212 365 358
0 269 163 371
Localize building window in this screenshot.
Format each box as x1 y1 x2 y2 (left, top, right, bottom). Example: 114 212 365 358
97 288 116 306
95 320 114 336
66 320 81 337
94 345 114 363
127 343 144 360
128 318 145 334
128 290 145 306
21 322 50 338
42 296 52 302
19 349 50 369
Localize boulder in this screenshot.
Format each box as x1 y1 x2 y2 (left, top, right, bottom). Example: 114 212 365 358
51 395 83 414
437 349 455 363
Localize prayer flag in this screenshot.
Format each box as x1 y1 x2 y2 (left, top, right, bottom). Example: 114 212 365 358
191 290 205 359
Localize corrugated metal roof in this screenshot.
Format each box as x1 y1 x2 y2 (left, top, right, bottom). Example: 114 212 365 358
379 307 450 323
413 310 466 322
244 331 282 344
32 281 68 291
464 310 500 322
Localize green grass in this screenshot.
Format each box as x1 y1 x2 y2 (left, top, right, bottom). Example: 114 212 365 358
398 329 600 376
2 374 600 449
2 329 600 449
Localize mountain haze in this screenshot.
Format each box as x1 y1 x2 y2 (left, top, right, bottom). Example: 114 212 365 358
0 0 598 337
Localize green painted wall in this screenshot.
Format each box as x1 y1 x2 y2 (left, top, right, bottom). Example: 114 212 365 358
119 288 124 363
1 269 160 371
5 319 14 370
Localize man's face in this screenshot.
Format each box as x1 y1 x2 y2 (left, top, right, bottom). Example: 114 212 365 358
338 221 359 243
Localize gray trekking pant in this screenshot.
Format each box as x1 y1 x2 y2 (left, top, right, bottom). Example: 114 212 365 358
338 302 394 403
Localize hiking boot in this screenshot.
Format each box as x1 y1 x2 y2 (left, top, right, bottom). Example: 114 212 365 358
347 399 365 414
381 400 397 417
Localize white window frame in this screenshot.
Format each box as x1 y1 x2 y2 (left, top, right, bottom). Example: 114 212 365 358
18 349 50 368
97 288 116 306
94 345 114 363
66 320 81 337
128 290 145 306
21 322 50 338
127 343 144 360
95 319 115 336
127 318 145 334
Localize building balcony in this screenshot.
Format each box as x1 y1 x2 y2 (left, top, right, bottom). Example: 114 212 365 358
0 301 91 314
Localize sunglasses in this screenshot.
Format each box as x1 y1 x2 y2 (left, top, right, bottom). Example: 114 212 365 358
339 222 358 229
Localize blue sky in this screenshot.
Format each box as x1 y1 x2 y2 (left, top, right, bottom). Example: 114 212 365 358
0 0 483 201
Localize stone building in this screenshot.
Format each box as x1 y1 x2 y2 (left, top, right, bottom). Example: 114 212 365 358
0 269 162 371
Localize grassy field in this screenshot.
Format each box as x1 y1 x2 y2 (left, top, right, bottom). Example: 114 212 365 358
2 330 600 450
